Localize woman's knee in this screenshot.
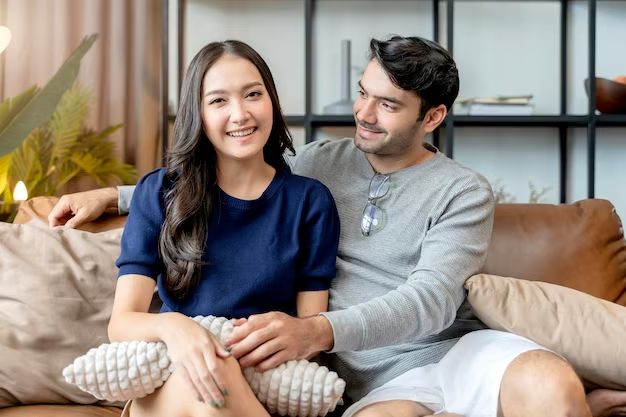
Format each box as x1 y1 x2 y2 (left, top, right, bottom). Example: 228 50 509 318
130 367 198 417
130 356 238 417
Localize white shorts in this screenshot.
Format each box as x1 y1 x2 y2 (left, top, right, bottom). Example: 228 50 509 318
341 329 563 417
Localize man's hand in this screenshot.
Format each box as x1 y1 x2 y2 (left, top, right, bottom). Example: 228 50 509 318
225 312 334 371
48 187 119 229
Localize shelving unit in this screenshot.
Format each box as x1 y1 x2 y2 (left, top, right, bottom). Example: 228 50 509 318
160 0 626 203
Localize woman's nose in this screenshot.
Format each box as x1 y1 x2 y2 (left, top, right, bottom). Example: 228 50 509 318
230 100 250 124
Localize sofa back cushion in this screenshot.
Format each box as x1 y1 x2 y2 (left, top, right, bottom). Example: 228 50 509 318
0 220 124 408
482 199 626 306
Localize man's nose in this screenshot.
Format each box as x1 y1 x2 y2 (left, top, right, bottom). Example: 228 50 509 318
356 99 376 125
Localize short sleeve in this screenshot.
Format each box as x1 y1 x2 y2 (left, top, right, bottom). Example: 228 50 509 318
297 182 340 291
115 169 167 280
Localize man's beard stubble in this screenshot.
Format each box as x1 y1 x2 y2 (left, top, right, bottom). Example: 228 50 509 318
354 119 422 156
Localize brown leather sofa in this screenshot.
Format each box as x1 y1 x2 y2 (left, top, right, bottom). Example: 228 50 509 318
1 197 624 417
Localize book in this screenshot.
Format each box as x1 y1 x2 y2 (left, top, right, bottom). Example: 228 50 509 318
456 95 534 115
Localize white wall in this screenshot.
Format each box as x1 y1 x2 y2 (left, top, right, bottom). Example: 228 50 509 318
170 0 626 219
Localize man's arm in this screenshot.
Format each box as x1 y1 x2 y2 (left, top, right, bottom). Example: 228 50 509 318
322 184 495 353
48 185 136 228
227 183 494 368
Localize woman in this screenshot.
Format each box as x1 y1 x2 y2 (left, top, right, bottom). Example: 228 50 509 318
108 40 340 417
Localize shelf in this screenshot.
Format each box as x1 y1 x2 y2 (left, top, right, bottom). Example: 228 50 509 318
285 115 306 126
452 115 588 127
167 114 307 126
168 113 626 129
164 0 626 201
596 114 626 127
310 115 355 127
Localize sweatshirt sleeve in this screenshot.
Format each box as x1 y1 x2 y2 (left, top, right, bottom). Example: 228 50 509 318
321 183 495 353
115 169 167 279
117 185 137 215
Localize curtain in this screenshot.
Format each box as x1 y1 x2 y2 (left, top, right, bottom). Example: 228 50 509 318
0 0 162 191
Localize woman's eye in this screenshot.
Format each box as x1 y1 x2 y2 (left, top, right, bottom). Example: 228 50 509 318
209 98 224 105
247 91 261 98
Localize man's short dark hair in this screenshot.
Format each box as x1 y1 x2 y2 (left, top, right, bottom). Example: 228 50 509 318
368 35 459 119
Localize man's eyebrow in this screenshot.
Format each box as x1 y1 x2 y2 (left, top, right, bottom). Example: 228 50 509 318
204 81 263 97
358 81 404 106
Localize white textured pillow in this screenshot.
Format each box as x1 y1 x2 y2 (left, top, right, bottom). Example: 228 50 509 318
64 315 346 417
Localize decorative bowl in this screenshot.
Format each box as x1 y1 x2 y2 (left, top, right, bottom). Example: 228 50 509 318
584 77 626 114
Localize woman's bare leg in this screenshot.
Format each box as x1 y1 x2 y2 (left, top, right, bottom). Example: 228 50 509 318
129 354 270 417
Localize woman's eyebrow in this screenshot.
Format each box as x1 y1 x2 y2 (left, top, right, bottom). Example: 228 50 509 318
204 81 263 97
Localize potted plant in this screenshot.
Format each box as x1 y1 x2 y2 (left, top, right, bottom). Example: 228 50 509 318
0 34 136 221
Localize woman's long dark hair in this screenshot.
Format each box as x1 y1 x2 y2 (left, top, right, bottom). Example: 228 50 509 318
159 40 295 300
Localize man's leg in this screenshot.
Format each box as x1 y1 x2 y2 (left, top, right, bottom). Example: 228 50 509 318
436 329 597 417
498 349 590 417
352 400 461 417
586 389 626 417
499 350 626 417
339 363 450 417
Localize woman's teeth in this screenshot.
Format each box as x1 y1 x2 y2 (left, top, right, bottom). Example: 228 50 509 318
228 127 256 137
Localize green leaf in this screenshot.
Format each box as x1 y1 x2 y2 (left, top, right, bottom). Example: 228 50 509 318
55 160 81 189
50 84 92 161
0 86 40 131
0 34 98 157
0 153 11 195
97 123 124 140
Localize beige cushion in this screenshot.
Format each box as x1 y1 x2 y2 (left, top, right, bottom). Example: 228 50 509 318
465 274 626 390
0 405 121 417
0 220 124 408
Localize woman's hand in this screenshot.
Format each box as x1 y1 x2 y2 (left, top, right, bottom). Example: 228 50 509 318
159 313 232 408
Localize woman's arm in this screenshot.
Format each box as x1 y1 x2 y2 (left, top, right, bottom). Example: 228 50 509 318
108 273 231 407
296 290 329 318
108 274 195 344
296 289 329 361
108 274 162 342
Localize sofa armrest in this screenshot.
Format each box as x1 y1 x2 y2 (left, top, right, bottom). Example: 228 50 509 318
13 196 127 233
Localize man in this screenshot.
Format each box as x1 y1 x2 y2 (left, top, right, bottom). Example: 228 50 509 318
49 36 622 417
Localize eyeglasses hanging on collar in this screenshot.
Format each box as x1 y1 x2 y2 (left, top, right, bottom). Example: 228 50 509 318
361 173 390 236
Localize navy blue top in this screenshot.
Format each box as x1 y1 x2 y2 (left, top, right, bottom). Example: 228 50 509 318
116 168 340 319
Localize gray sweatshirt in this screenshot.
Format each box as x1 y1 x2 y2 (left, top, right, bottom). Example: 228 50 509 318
118 138 495 401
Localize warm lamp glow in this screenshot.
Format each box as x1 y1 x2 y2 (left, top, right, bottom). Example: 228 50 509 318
0 26 11 54
13 181 27 201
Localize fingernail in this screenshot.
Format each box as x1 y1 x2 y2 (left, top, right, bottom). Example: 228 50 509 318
225 338 232 345
221 388 229 396
209 400 216 408
197 396 203 402
218 400 224 408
